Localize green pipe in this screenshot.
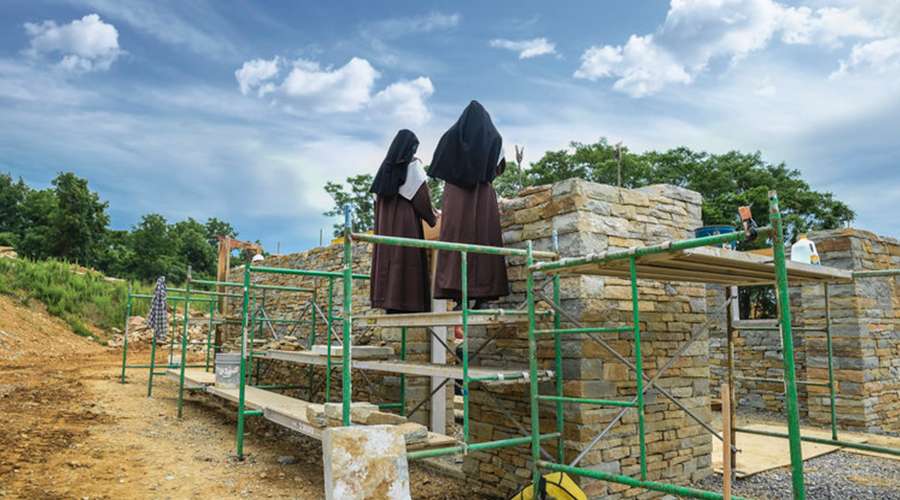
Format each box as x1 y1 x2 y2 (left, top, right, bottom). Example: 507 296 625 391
152 370 168 375
537 395 638 408
461 250 470 443
407 433 561 461
249 264 369 281
167 301 177 366
341 205 353 426
552 231 564 464
205 301 214 372
254 384 304 390
176 272 191 418
534 326 631 335
735 427 900 457
399 326 407 416
147 319 158 397
532 226 773 273
378 402 403 410
852 268 900 278
326 276 335 402
467 308 535 316
184 289 243 298
468 372 532 382
825 283 837 440
243 410 263 417
193 279 315 293
120 285 133 383
130 293 216 302
769 191 806 500
538 461 748 500
126 363 206 369
353 232 557 260
236 264 252 460
526 241 542 489
630 256 647 481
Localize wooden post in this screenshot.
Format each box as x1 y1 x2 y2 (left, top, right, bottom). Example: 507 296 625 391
725 286 738 480
722 383 732 499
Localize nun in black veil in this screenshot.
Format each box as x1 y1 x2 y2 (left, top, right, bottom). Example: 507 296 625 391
369 129 437 313
429 101 509 308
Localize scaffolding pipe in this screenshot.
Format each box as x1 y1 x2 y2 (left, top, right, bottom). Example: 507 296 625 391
119 283 133 383
407 433 560 461
538 461 749 500
769 190 806 499
176 268 191 418
341 205 353 426
352 232 557 260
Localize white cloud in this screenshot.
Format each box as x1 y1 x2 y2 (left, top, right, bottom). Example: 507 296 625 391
363 11 461 40
489 38 556 59
235 56 434 123
369 77 434 124
281 58 379 113
832 37 900 77
24 14 122 72
575 0 886 96
235 57 281 96
575 35 691 97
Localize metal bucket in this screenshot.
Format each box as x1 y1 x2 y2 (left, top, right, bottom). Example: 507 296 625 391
215 352 242 388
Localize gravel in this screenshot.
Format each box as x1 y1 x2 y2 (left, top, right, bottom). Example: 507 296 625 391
693 451 900 499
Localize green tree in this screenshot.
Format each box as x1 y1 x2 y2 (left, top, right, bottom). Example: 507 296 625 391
172 218 217 278
324 174 375 236
47 172 110 265
0 174 30 245
129 213 179 281
204 217 237 245
17 189 57 261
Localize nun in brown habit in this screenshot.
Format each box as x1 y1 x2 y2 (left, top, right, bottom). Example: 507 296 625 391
369 129 437 313
429 101 509 308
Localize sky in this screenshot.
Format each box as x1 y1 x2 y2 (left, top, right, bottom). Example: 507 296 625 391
1 0 899 253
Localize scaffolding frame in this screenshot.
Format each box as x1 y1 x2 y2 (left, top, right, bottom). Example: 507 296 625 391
146 191 899 500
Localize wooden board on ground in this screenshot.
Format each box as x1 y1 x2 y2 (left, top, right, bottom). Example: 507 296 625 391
842 433 900 461
165 368 215 389
713 423 868 477
546 245 852 285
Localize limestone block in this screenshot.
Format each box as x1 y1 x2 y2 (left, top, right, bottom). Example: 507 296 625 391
323 425 411 500
394 422 428 444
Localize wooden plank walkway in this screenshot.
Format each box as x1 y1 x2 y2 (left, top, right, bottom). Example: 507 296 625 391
165 368 215 389
546 246 852 285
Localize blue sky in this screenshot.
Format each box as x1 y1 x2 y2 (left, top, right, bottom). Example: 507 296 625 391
1 1 898 253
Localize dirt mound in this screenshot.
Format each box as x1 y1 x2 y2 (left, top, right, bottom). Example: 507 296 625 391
0 295 104 362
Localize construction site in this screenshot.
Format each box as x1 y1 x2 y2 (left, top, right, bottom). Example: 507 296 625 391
2 178 897 499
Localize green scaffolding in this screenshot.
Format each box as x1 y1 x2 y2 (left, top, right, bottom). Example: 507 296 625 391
142 191 900 500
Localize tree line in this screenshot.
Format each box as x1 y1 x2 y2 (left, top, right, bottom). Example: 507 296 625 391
324 139 855 240
0 171 240 283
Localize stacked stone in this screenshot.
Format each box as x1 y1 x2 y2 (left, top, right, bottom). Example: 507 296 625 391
463 179 711 498
803 229 899 433
707 286 808 415
709 228 898 435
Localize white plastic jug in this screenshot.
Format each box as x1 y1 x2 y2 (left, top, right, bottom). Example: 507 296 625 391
790 235 821 265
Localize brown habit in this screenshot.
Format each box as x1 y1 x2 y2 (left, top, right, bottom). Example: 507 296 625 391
433 179 509 301
370 184 437 312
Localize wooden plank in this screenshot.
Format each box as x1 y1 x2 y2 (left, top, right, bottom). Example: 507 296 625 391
165 368 216 388
712 423 867 477
359 310 537 328
204 385 456 450
256 350 539 381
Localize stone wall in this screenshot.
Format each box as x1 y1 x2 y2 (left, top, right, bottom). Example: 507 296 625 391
462 179 710 498
709 228 899 434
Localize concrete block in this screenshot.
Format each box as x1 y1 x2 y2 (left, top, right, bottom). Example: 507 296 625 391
323 425 411 500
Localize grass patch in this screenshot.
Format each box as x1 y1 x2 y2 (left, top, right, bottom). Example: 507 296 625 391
0 258 152 340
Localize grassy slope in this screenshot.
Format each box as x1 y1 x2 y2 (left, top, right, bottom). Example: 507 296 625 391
0 258 149 342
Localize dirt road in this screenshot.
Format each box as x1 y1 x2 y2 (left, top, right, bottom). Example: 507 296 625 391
0 297 469 499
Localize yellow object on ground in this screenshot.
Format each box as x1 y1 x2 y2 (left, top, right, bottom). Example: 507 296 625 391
510 472 586 500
